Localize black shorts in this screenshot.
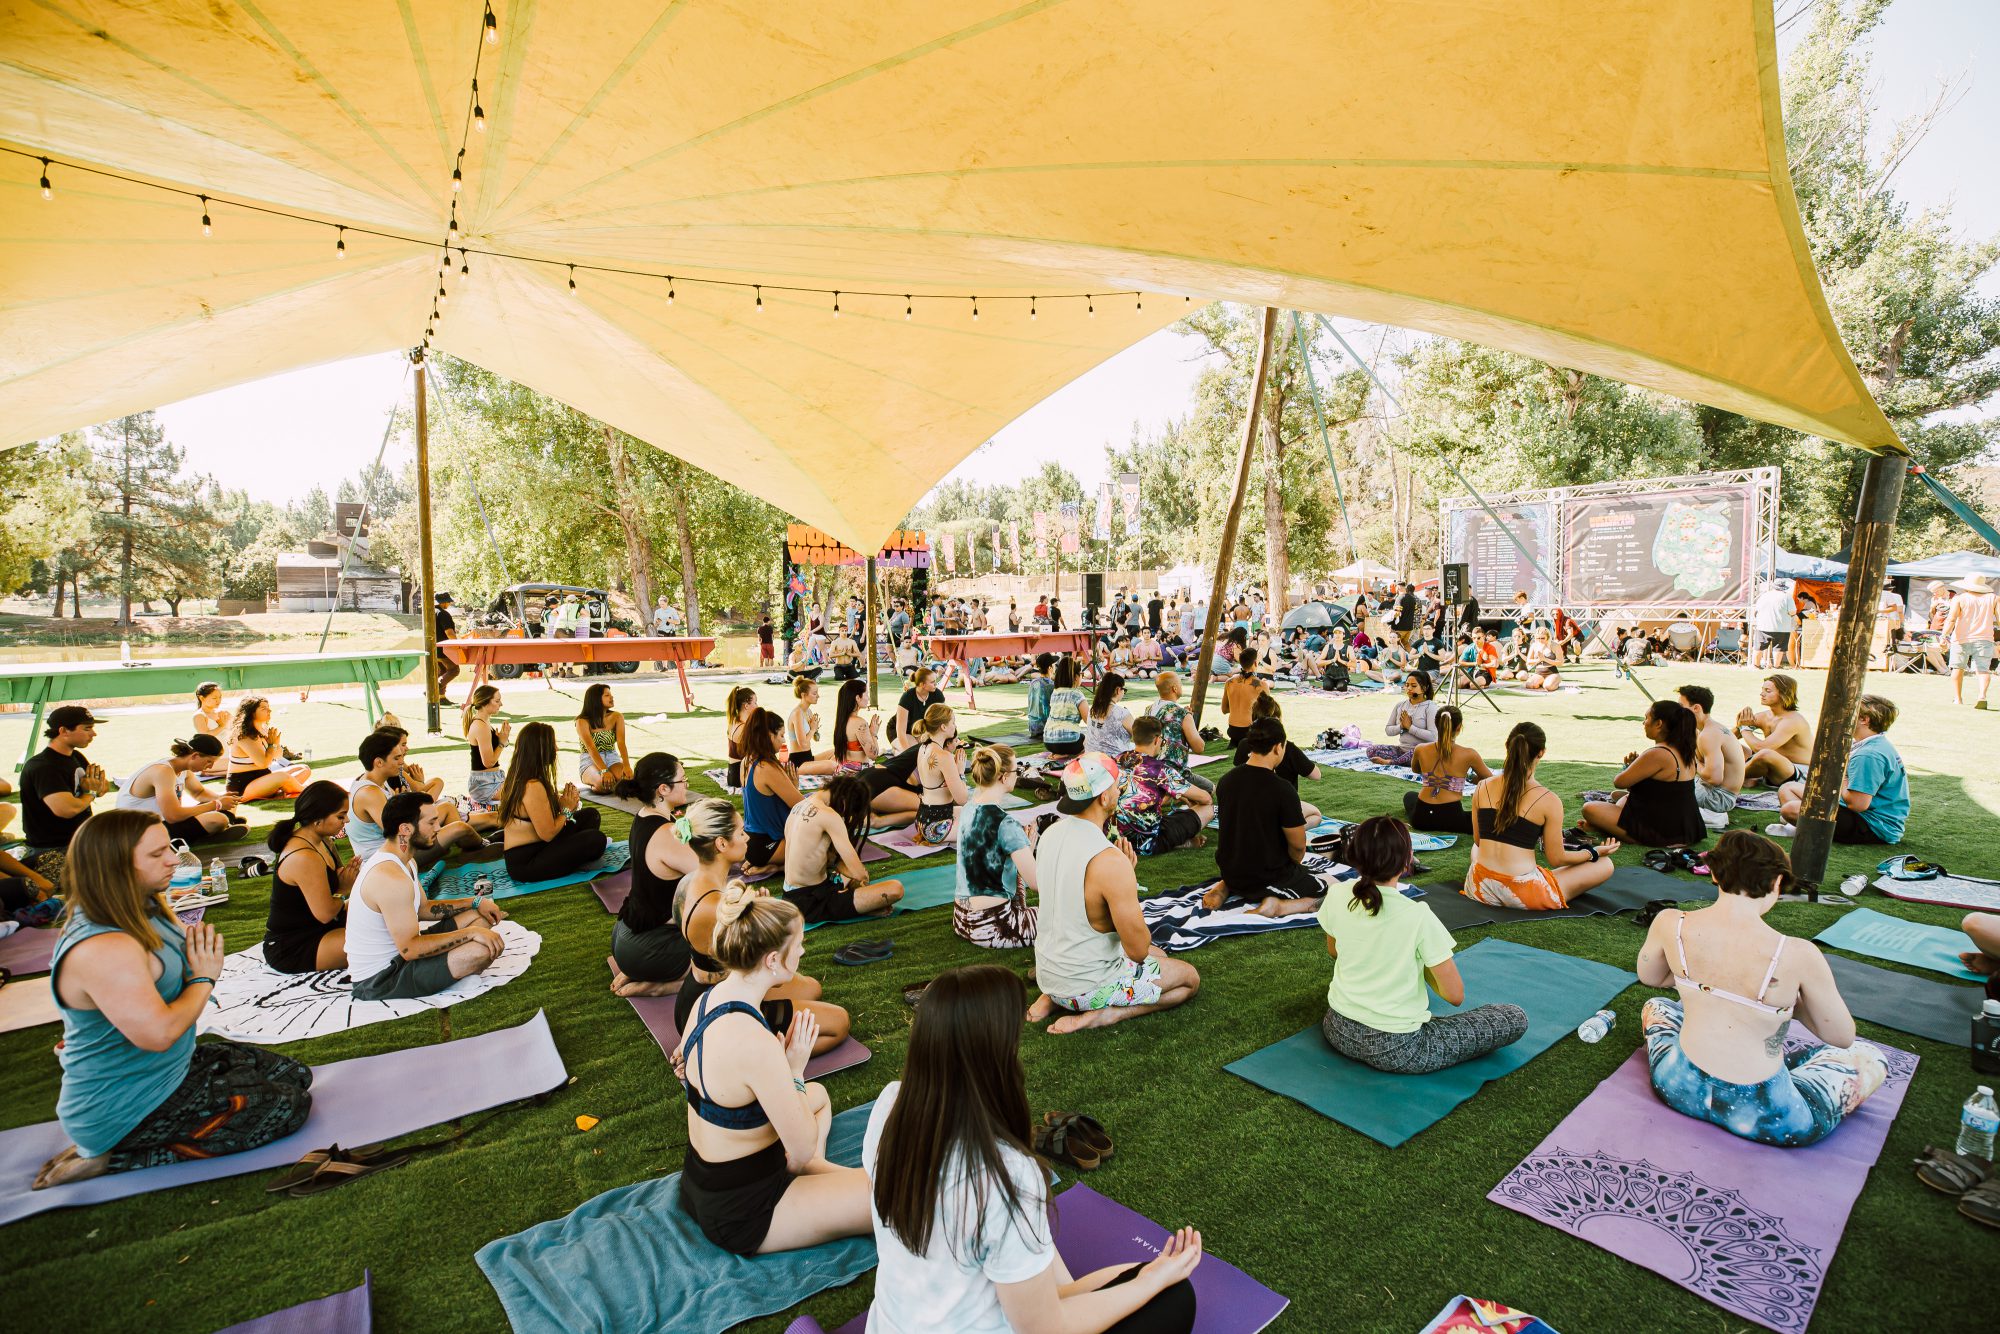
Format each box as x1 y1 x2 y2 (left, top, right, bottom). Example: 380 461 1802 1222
1225 725 1248 748
783 878 862 923
1833 805 1891 845
1756 631 1792 650
611 919 691 984
1042 738 1084 758
678 1140 792 1256
831 663 859 680
263 910 347 975
786 750 814 769
226 768 272 795
1402 790 1474 835
162 815 224 845
860 767 914 798
744 831 781 867
351 949 457 1001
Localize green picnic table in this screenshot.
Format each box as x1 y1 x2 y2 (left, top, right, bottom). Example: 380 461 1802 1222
0 651 424 770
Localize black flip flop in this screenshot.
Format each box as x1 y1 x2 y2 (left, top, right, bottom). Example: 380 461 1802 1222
833 940 893 967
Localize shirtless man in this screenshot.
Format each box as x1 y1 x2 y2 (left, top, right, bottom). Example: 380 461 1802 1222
1679 684 1746 829
1735 675 1811 788
1220 647 1269 745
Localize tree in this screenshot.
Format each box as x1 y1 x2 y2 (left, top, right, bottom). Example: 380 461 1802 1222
86 413 214 624
0 434 91 596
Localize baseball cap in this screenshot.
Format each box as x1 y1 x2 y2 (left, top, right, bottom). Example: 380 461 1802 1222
1056 752 1122 815
46 705 103 735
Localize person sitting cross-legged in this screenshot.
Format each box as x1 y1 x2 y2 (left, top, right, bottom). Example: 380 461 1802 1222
609 752 698 998
1679 684 1746 834
953 746 1039 950
1736 675 1812 788
262 781 359 974
1028 754 1201 1035
1231 694 1322 826
115 736 244 844
1466 723 1617 910
1577 700 1705 848
347 792 508 1002
348 730 485 871
1205 718 1323 918
1635 831 1886 1146
1772 693 1908 845
1116 715 1213 856
1319 815 1529 1075
32 810 314 1191
781 774 905 924
498 723 610 883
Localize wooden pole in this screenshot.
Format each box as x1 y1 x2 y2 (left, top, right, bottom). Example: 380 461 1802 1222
1790 451 1906 891
866 556 880 710
1189 307 1279 725
414 349 441 736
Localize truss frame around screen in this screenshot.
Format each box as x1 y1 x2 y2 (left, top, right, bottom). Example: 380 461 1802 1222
1440 467 1779 624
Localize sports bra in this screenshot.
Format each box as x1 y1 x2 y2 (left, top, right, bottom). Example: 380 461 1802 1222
1475 804 1543 850
681 885 722 975
679 993 776 1130
1417 747 1467 800
468 723 500 772
1672 914 1794 1017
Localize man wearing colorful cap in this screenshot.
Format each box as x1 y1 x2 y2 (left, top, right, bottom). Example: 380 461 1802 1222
19 706 114 879
1027 753 1201 1034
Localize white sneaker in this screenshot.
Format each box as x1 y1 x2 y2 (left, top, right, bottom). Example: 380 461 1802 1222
1766 821 1797 838
1700 808 1729 832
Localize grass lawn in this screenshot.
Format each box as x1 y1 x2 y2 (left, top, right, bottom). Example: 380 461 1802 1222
3 660 1990 1331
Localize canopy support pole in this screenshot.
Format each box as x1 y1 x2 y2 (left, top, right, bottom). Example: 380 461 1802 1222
867 557 880 711
1190 307 1278 726
413 349 441 736
1791 452 1906 893
1290 311 1359 569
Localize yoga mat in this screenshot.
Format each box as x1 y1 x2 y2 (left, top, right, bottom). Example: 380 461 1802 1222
430 843 630 900
199 922 541 1045
618 968 872 1080
0 924 56 975
1224 939 1635 1147
1824 953 1984 1046
0 974 59 1033
1489 1032 1917 1334
217 1274 372 1334
476 1102 879 1334
1314 817 1456 853
580 790 645 816
1417 1295 1560 1333
1872 870 2000 913
1419 864 1714 932
1814 907 1983 981
1734 788 1782 812
972 728 1033 746
803 862 960 930
0 1010 567 1226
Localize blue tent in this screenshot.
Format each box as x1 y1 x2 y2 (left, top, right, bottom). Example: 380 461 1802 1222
1883 550 2000 581
1775 549 1847 582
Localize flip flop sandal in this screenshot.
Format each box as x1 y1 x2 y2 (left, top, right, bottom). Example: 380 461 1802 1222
281 1144 412 1196
1632 899 1678 928
1642 849 1678 874
1958 1175 2000 1229
1914 1145 1989 1195
833 941 893 967
1033 1112 1102 1171
901 979 931 1007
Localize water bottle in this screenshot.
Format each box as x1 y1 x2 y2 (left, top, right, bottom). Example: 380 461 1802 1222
1577 1009 1616 1044
1957 1086 1998 1160
208 858 227 899
1973 1001 2000 1077
472 875 494 900
1840 874 1868 897
169 841 203 891
119 638 131 663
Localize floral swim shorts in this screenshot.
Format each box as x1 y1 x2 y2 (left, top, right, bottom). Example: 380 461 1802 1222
1052 955 1164 1013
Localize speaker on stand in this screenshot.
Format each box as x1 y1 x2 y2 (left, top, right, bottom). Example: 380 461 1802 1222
1438 562 1501 715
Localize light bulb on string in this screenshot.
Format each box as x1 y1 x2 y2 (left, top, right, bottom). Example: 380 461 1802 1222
832 291 841 318
484 5 498 45
473 80 485 133
1030 296 1038 321
904 295 912 320
567 264 577 295
438 282 448 305
451 159 463 193
1135 295 1142 312
1087 295 1095 317
335 226 346 258
460 250 469 277
199 195 211 236
666 276 675 305
447 211 459 243
754 285 763 314
38 158 51 200
971 297 979 322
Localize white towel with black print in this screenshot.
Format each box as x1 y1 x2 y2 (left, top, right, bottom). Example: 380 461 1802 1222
1141 855 1356 952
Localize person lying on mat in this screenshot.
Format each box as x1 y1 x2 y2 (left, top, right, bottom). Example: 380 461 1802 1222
784 678 842 778
1206 719 1322 918
1146 669 1214 797
33 810 314 1191
907 704 971 848
1465 723 1617 911
370 724 495 835
741 710 803 873
263 781 358 974
347 793 508 1003
498 723 610 883
573 683 633 795
1116 716 1213 857
348 731 484 870
866 964 1202 1334
116 736 244 844
1577 700 1705 848
461 685 511 814
610 753 698 998
1230 695 1323 827
1028 754 1201 1034
1368 671 1440 768
1634 831 1887 1147
1735 675 1813 788
1041 657 1089 760
221 697 313 801
673 885 871 1257
1773 693 1908 846
781 775 905 923
1319 816 1529 1075
954 745 1039 951
1402 705 1490 836
675 799 851 1052
1678 685 1745 833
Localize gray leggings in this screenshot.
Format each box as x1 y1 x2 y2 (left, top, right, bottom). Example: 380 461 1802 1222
1321 1002 1528 1075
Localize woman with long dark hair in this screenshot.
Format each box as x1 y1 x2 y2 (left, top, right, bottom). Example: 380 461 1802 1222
1368 671 1439 768
609 752 697 998
780 774 905 923
723 686 759 789
262 780 357 973
1041 658 1089 759
1317 817 1527 1074
222 697 312 800
741 709 803 873
830 677 876 772
1579 700 1705 847
1465 724 1618 911
865 964 1201 1333
1082 672 1134 756
498 722 608 882
574 683 632 795
1220 647 1267 747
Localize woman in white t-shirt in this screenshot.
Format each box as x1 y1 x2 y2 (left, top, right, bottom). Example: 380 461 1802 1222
862 964 1202 1334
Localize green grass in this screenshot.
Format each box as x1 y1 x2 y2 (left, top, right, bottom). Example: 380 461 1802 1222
3 662 1990 1331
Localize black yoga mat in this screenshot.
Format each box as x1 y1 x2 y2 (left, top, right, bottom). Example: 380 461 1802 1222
1824 952 1983 1047
1417 863 1715 931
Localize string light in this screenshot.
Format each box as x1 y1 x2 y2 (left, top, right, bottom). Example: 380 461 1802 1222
905 295 912 320
754 285 763 313
971 296 979 322
832 291 840 318
460 249 470 277
199 195 211 236
1087 295 1095 317
335 226 346 258
666 276 675 305
38 157 51 199
438 280 448 305
484 5 498 45
452 154 463 193
567 264 577 294
1135 295 1142 311
1030 296 1037 320
472 80 485 133
447 209 459 243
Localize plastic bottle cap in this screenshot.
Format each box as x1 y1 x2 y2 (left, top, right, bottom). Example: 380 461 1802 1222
1986 1000 2000 1016
1981 1086 1994 1097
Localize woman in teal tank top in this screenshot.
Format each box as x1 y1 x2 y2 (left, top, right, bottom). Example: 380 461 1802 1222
33 811 312 1190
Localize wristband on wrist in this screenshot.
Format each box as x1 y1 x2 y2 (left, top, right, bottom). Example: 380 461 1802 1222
793 1076 807 1094
1587 847 1599 862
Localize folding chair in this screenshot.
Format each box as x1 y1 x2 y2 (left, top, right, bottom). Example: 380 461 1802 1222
1705 625 1746 665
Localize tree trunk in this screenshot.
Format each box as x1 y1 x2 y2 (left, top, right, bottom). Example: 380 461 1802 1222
663 459 702 635
164 592 182 616
71 576 81 618
1260 388 1290 612
51 568 63 618
600 427 657 628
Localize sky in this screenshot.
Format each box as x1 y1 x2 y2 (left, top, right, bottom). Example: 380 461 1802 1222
153 0 1998 507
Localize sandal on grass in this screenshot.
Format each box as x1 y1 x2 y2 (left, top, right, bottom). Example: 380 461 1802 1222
1034 1111 1107 1171
1642 849 1677 874
1959 1175 2000 1229
277 1144 412 1196
1914 1145 1989 1196
833 940 893 967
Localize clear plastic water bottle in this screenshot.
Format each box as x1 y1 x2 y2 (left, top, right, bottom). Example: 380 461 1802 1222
1840 874 1868 896
1958 1086 1998 1160
1577 1009 1616 1044
208 858 227 899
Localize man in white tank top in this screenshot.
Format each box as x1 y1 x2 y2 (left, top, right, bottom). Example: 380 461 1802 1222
346 793 508 1002
1028 754 1201 1035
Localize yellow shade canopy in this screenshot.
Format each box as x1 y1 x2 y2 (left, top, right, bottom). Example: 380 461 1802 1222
0 1 1897 549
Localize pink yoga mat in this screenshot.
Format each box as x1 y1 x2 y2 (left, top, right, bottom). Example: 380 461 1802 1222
0 925 57 975
591 844 892 914
1489 1031 1916 1334
611 960 872 1080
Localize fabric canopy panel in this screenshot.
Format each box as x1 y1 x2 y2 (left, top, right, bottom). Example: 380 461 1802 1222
0 2 1897 548
1884 550 2000 581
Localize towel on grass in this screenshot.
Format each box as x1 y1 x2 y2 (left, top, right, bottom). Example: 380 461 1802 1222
1142 855 1354 952
430 845 629 901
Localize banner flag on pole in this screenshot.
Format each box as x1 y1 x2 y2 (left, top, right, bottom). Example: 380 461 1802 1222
1120 472 1142 529
1094 481 1113 541
1059 502 1082 554
1009 521 1022 569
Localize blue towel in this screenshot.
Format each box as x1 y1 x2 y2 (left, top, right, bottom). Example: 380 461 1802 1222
430 844 631 901
1815 906 1983 982
477 1103 877 1334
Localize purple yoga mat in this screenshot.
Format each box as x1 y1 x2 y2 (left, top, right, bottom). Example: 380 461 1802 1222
0 925 57 975
615 963 872 1080
592 844 893 914
791 1183 1288 1334
1489 1030 1917 1334
0 1009 567 1226
216 1273 371 1334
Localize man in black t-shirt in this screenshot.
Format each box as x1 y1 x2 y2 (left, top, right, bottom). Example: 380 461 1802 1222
20 706 112 863
1394 582 1419 645
1208 718 1321 916
434 593 460 703
1146 594 1164 635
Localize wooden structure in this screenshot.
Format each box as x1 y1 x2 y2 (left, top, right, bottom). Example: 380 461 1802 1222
923 630 1098 707
440 636 715 711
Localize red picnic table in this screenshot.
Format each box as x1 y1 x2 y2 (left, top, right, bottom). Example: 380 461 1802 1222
924 630 1099 708
440 636 716 710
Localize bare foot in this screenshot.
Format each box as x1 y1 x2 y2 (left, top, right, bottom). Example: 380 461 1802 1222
613 976 682 997
1200 882 1229 912
1048 1007 1120 1035
1026 994 1055 1024
33 1145 107 1190
1959 951 1998 977
1191 833 1208 849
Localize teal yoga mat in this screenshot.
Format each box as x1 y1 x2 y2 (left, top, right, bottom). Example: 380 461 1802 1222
1224 939 1635 1147
803 861 958 931
476 1103 877 1334
1814 907 1983 982
430 844 631 901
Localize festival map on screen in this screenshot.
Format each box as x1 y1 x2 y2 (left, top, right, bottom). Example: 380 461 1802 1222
1451 503 1554 607
1562 487 1750 606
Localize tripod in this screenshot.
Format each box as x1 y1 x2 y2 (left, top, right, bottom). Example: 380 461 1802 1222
1439 600 1504 715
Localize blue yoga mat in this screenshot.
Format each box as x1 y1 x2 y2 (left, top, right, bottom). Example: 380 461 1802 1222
476 1102 878 1334
430 844 630 901
803 862 957 931
1815 907 1983 982
1224 939 1635 1147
